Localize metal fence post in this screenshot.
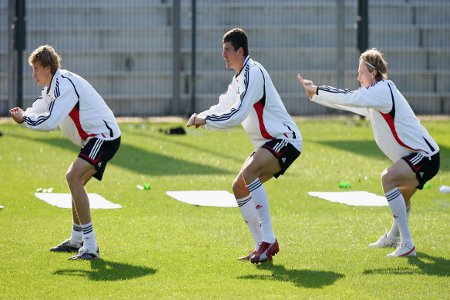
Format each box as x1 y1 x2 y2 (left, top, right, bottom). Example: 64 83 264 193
190 0 196 115
336 0 345 88
357 0 369 55
7 0 26 114
7 0 16 115
14 0 26 109
172 0 181 116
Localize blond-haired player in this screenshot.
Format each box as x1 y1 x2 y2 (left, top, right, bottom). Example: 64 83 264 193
297 48 440 257
10 45 121 260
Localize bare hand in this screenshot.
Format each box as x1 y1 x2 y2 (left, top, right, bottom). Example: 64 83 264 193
186 113 205 128
296 74 317 98
9 107 25 124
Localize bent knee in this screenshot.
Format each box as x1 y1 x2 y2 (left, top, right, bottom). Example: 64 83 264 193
65 165 85 185
65 168 77 184
242 166 259 185
381 169 390 184
381 169 394 189
232 179 244 194
232 176 250 199
381 168 410 192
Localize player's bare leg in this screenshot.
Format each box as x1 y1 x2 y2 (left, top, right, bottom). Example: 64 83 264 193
66 158 96 224
50 161 96 253
66 158 100 260
69 175 93 246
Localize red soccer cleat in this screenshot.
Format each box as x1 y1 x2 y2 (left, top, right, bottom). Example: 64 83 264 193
250 239 279 264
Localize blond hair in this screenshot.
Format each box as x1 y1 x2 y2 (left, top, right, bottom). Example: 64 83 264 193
28 45 61 74
360 48 388 81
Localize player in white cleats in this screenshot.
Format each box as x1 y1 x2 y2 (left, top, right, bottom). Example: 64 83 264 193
387 243 416 257
297 48 440 258
368 233 399 248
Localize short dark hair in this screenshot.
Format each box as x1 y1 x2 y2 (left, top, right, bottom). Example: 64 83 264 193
222 28 249 57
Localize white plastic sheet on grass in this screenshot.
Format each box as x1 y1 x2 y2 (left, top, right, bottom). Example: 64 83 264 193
166 190 237 207
308 191 387 206
35 193 122 209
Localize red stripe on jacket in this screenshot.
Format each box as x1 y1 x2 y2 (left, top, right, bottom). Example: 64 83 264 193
253 100 274 139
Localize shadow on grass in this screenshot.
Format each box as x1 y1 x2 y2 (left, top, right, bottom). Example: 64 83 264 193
238 262 344 288
132 128 246 165
53 259 156 281
317 140 450 171
363 252 450 276
111 141 232 176
9 132 231 176
316 140 387 160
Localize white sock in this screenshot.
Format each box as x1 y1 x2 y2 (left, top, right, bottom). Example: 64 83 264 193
387 204 411 240
386 188 413 246
237 195 262 250
70 223 83 245
246 179 276 243
81 222 97 250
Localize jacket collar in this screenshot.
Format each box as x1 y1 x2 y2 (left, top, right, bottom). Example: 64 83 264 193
235 56 251 78
46 69 61 97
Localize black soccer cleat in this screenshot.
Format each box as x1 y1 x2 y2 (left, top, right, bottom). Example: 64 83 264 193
68 247 100 260
50 239 82 253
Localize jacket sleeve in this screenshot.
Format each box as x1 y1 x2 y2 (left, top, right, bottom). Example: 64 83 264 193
203 68 264 130
310 94 370 117
197 84 237 119
24 95 49 115
22 81 79 131
311 84 392 113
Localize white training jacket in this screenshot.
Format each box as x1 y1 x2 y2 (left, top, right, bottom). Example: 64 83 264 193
198 56 302 151
22 69 121 147
311 80 439 162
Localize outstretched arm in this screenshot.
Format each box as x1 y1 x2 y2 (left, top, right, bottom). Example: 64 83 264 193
296 73 370 117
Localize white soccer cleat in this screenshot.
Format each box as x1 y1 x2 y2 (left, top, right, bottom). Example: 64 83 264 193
368 233 400 248
387 243 416 257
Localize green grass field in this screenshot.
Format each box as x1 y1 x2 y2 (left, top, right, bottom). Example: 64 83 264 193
0 118 449 299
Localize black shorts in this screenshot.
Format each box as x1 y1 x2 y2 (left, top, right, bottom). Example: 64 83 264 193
78 137 121 181
262 139 301 178
402 152 440 190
